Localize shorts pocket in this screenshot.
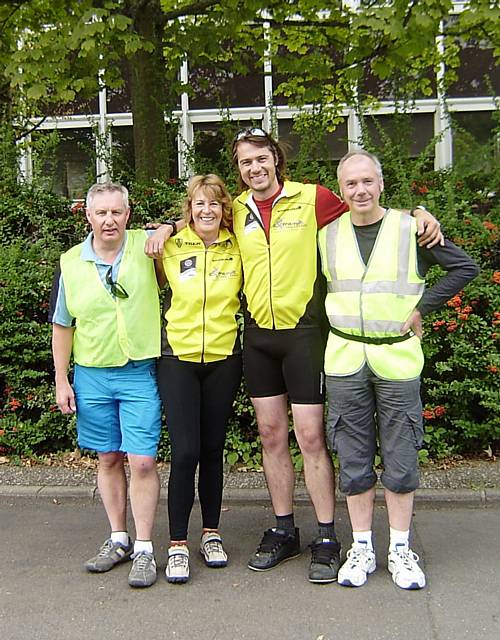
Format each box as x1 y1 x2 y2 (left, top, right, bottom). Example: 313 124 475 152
326 412 341 453
407 411 424 450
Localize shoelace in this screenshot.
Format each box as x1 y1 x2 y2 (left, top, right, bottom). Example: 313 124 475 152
204 539 224 555
97 539 115 557
257 530 289 553
170 552 188 567
394 549 420 568
310 540 338 564
344 548 369 567
133 552 152 570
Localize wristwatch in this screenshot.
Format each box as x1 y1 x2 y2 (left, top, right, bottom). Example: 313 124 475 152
164 220 177 236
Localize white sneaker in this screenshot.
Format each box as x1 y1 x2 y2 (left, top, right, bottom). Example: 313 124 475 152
200 531 228 568
388 545 426 590
165 545 189 584
338 544 376 587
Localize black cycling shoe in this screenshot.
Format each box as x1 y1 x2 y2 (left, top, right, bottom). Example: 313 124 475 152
248 527 301 571
308 536 341 583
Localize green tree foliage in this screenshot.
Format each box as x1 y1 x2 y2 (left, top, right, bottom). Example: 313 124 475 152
1 2 498 181
160 0 499 119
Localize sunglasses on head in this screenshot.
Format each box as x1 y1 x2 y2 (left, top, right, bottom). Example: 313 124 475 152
106 266 129 299
234 127 269 142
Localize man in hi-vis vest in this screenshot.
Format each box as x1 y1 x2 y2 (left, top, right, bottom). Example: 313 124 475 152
50 183 162 589
318 151 478 590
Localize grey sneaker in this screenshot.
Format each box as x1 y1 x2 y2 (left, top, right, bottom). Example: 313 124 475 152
128 551 157 588
84 538 133 573
308 537 341 584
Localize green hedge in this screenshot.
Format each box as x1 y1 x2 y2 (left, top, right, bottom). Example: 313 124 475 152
0 154 498 462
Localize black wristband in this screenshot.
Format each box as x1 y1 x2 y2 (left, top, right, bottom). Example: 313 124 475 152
164 220 177 236
411 205 427 216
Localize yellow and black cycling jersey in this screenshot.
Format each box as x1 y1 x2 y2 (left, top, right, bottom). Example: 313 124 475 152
161 224 242 363
232 180 323 330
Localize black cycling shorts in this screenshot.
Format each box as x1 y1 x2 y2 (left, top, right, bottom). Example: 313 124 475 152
243 327 326 404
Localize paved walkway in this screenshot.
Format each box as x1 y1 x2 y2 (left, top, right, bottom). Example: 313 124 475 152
1 496 499 640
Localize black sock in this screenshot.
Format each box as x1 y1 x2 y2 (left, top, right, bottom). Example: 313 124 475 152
317 521 336 540
275 513 295 534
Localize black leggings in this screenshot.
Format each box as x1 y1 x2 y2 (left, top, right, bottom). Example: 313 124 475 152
157 355 242 540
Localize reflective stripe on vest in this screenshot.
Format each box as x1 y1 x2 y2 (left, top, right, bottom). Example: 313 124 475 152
318 209 425 380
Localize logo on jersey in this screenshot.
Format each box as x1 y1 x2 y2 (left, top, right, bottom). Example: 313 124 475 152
273 218 306 231
179 256 197 280
175 238 183 248
209 268 239 280
244 212 260 235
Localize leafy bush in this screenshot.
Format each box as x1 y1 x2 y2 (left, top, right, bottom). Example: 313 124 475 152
0 116 498 463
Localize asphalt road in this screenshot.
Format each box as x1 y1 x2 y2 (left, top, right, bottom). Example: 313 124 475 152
1 497 499 640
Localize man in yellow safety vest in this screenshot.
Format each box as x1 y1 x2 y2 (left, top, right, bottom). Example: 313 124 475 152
318 150 479 590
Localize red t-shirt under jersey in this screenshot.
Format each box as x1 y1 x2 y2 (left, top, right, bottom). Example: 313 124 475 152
253 184 348 241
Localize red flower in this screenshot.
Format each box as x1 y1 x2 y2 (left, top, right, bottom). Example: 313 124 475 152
432 319 446 331
492 272 500 285
9 398 22 411
446 321 458 332
418 185 429 195
71 201 85 214
482 221 497 232
447 295 462 308
487 365 498 374
434 405 446 417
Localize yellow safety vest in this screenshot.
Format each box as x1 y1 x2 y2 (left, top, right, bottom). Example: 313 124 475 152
162 225 242 363
61 229 160 367
318 209 425 380
232 181 318 329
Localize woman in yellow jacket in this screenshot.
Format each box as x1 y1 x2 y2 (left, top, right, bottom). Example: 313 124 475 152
157 175 242 584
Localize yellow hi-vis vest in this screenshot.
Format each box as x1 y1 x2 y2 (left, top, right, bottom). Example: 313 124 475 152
162 225 242 363
61 229 160 367
317 209 425 380
232 181 318 329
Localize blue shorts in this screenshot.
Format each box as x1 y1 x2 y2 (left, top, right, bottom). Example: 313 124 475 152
73 360 162 457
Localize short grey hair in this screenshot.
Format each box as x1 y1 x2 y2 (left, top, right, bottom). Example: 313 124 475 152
86 182 129 210
337 150 384 183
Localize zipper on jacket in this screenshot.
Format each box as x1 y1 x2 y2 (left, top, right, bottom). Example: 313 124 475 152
201 247 208 363
267 242 275 329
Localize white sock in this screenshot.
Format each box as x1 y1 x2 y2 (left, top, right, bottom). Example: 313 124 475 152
352 530 373 551
389 527 409 552
110 531 129 546
134 539 153 554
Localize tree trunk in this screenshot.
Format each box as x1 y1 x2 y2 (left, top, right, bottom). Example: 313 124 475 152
128 1 172 183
